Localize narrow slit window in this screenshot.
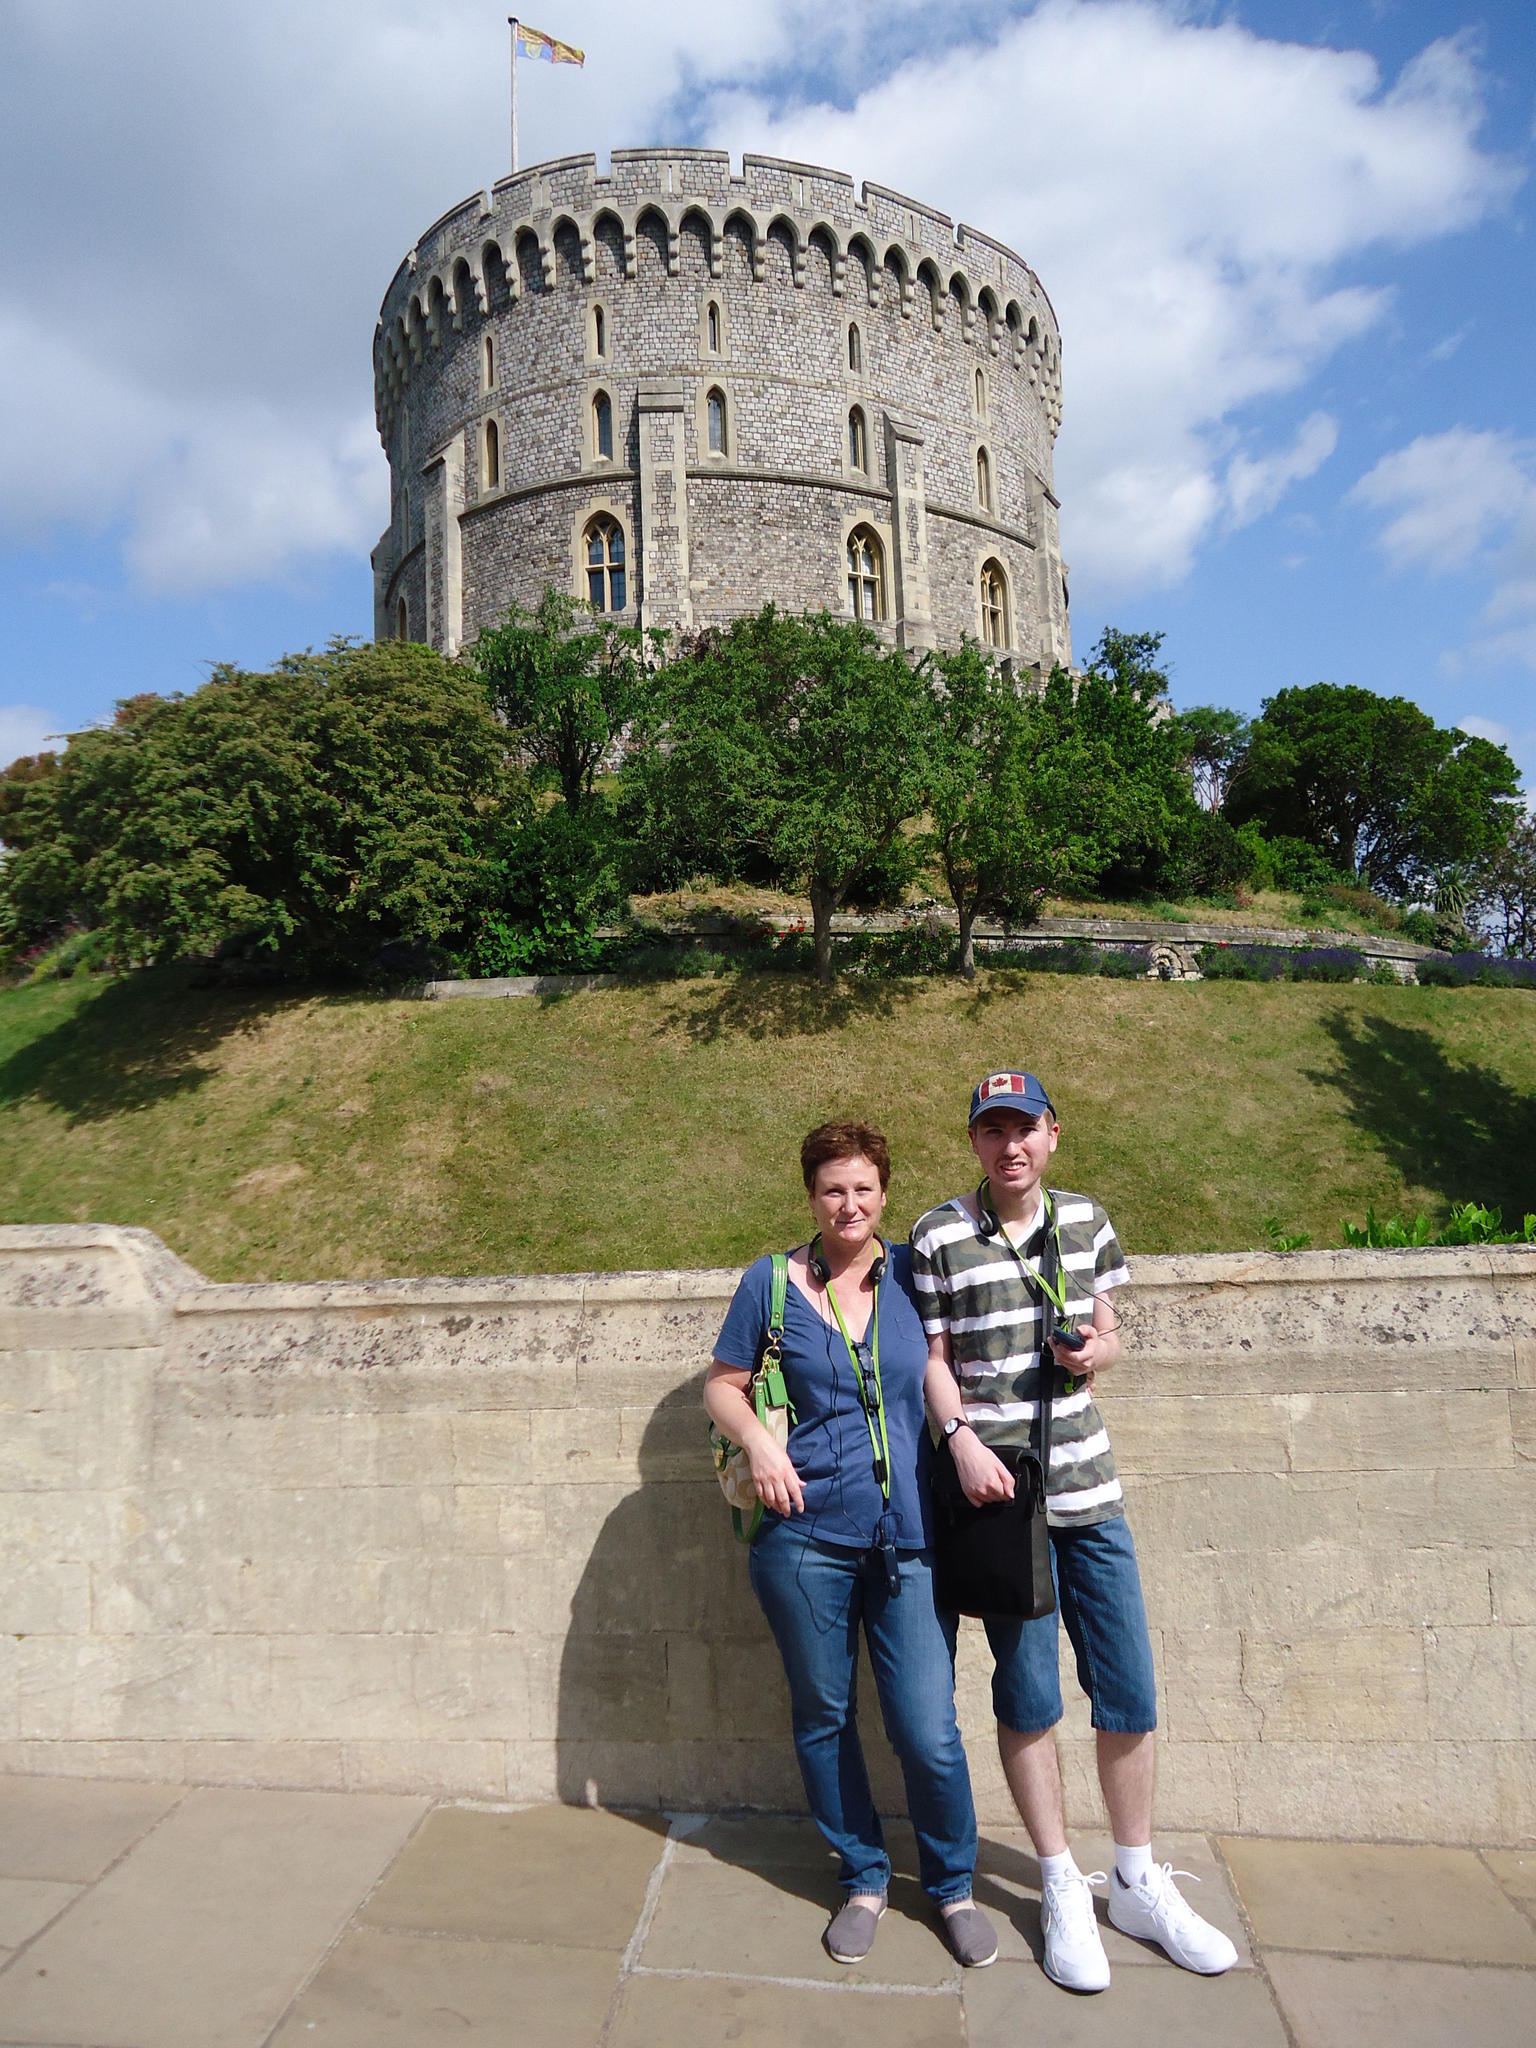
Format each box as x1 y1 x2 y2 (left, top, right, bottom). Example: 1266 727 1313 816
977 446 992 512
975 366 985 415
484 419 500 489
594 392 613 461
397 596 409 641
483 334 495 389
594 306 606 358
707 388 727 455
848 407 868 473
848 322 861 373
707 302 721 353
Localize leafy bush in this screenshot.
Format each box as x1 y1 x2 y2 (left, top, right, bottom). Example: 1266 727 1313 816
1417 953 1536 989
1198 944 1288 981
1343 1202 1536 1247
1290 946 1364 983
468 802 627 977
992 940 1152 978
1398 906 1439 946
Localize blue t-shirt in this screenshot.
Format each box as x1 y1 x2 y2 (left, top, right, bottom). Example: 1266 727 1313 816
713 1244 934 1551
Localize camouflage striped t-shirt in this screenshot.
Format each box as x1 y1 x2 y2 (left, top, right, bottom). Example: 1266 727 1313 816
909 1187 1130 1526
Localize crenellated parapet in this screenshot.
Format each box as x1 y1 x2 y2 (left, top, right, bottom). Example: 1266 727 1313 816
372 148 1063 443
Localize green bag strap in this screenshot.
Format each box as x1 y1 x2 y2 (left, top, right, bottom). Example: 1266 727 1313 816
730 1252 793 1545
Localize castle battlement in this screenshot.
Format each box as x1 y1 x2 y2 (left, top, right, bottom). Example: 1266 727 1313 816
371 147 1070 675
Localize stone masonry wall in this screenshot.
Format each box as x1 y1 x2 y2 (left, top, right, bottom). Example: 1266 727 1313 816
2 1227 1532 1842
372 148 1066 664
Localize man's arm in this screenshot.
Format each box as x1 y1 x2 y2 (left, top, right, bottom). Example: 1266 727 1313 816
924 1329 1016 1505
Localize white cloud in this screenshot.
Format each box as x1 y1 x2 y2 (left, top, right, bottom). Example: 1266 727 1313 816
0 705 63 767
0 1 1522 601
1226 413 1339 530
1351 427 1536 677
700 3 1519 589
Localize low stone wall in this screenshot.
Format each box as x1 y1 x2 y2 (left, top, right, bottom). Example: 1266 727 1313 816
2 1227 1532 1842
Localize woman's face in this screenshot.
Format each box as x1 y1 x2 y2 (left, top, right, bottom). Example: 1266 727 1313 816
808 1152 887 1260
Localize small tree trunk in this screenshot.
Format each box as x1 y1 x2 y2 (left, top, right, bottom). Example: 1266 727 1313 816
810 883 835 985
957 904 977 981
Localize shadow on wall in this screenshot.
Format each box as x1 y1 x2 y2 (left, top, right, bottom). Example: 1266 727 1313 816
556 1377 803 1811
1313 1012 1536 1221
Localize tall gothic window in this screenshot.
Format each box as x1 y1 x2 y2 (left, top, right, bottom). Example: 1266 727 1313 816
584 515 626 613
976 445 992 512
483 418 500 489
848 322 862 373
848 407 868 473
981 560 1009 648
594 391 613 461
974 365 985 416
707 301 721 353
707 387 727 455
593 305 607 358
483 334 495 390
846 526 885 621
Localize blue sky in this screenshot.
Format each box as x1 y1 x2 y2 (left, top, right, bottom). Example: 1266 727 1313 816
2 2 1533 791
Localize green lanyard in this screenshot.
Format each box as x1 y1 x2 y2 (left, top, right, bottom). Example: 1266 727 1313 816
980 1183 1080 1388
819 1249 892 1505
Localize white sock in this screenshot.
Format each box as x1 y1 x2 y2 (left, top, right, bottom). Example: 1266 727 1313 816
1039 1849 1078 1886
1115 1841 1154 1889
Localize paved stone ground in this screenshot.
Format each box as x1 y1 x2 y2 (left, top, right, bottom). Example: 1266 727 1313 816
0 1779 1532 2046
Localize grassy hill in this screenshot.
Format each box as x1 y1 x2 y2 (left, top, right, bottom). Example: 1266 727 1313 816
2 967 1532 1281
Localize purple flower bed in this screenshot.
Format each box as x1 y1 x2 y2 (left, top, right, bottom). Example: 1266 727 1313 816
1419 952 1536 989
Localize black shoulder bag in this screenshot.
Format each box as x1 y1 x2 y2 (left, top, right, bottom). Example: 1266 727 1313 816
930 1195 1068 1620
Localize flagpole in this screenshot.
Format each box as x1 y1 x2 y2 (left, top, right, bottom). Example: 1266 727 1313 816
509 17 519 173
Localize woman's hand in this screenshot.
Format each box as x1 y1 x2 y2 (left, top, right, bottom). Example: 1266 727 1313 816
951 1427 1016 1506
748 1434 806 1517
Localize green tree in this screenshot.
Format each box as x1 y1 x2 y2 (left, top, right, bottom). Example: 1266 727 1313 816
1174 704 1251 811
1472 816 1536 957
1225 683 1521 896
468 587 657 810
0 640 519 969
925 648 1078 977
619 607 930 982
1062 628 1203 898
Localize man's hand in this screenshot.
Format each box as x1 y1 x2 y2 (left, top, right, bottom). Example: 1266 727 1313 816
950 1426 1016 1506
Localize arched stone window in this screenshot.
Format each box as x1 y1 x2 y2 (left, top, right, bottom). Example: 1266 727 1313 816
846 525 885 622
707 301 721 353
483 418 500 490
483 334 495 391
980 559 1010 649
584 514 627 613
848 407 869 474
974 365 986 417
976 445 992 512
592 304 607 359
397 595 409 641
706 386 727 456
848 322 862 373
593 390 613 461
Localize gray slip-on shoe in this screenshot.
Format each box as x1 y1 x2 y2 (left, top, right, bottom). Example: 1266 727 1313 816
941 1901 999 1967
824 1896 887 1964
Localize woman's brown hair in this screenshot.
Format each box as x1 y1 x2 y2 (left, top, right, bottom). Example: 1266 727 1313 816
800 1120 891 1193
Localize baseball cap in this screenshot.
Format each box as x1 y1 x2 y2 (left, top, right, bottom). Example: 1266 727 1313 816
969 1070 1055 1125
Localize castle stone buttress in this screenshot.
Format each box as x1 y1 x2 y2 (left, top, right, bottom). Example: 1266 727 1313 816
372 148 1071 667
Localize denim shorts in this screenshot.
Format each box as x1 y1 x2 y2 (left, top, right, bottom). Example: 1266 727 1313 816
978 1512 1157 1735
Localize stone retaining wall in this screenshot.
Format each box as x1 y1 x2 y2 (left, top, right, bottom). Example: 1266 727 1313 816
2 1227 1532 1842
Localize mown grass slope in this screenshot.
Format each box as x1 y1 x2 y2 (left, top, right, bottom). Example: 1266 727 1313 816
2 969 1532 1280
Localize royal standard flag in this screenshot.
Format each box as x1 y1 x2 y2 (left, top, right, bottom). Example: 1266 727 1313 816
514 22 585 65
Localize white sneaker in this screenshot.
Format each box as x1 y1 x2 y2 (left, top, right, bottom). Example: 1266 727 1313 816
1107 1863 1239 1974
1040 1867 1111 1992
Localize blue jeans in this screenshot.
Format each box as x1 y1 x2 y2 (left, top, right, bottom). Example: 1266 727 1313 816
978 1513 1158 1735
749 1518 977 1904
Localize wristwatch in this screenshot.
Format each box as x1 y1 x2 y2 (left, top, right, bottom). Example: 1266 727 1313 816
941 1415 970 1441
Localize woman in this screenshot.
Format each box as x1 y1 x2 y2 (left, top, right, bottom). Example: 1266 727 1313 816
704 1119 996 1969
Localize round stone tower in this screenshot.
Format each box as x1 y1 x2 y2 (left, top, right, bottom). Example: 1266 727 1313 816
372 148 1070 668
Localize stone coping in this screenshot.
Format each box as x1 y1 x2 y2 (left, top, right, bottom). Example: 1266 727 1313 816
1 1224 1529 1314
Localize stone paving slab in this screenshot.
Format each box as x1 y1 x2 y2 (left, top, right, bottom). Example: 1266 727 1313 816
0 1786 426 2048
1219 1836 1536 1964
0 1779 181 1884
1263 1954 1536 2048
1 1781 1535 2048
359 1803 670 1950
269 1927 618 2047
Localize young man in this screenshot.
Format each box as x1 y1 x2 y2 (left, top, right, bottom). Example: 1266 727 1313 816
910 1069 1237 1993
